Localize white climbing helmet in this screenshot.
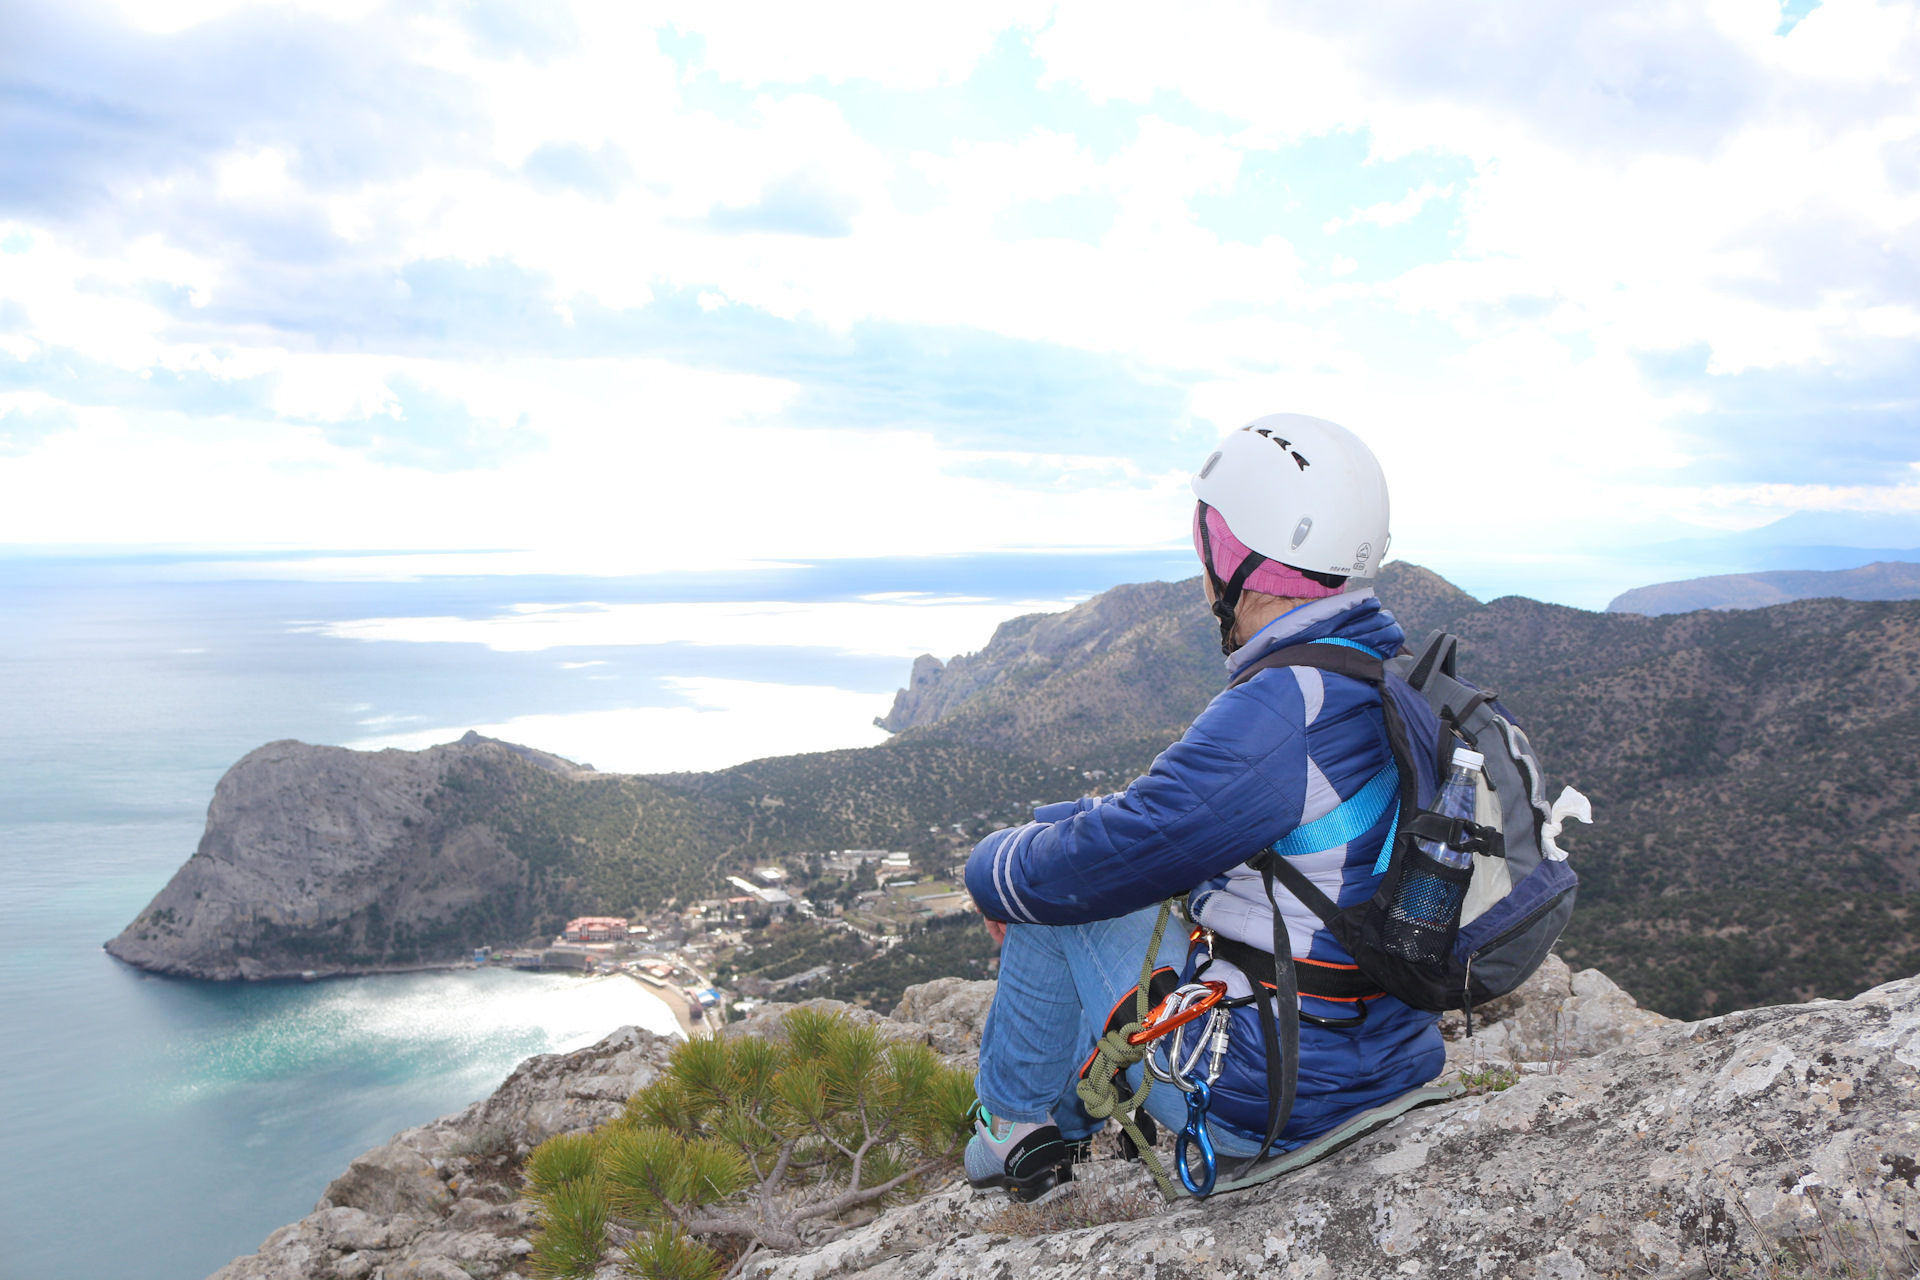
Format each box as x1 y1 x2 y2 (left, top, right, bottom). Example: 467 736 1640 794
1190 413 1391 580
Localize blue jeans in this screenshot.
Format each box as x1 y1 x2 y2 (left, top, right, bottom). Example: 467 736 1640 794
973 907 1268 1159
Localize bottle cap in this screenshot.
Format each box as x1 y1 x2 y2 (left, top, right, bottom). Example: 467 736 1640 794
1450 748 1485 773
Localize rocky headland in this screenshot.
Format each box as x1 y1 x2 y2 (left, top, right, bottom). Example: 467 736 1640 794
208 961 1920 1280
104 733 598 980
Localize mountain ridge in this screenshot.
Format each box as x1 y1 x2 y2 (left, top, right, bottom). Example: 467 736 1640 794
109 562 1920 1019
1609 559 1920 615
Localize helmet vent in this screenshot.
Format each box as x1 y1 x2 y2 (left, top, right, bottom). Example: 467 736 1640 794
1291 516 1312 549
1198 451 1223 479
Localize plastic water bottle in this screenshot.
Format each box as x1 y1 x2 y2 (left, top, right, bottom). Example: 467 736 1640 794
1384 747 1484 965
1418 749 1485 870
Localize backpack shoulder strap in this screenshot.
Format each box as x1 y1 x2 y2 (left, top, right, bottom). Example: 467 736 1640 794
1228 640 1385 690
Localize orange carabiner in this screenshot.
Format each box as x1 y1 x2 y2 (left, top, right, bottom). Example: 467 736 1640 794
1126 980 1228 1046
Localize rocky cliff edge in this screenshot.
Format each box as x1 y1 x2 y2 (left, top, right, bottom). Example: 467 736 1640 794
208 956 1920 1280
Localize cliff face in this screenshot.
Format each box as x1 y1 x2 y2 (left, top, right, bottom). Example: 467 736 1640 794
872 577 1221 766
105 737 545 980
205 966 1920 1280
872 563 1480 768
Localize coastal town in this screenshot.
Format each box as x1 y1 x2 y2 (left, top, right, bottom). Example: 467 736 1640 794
480 849 981 1036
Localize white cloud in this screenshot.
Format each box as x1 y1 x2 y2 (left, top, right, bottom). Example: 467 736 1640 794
5 0 1920 596
312 593 1080 658
349 676 895 773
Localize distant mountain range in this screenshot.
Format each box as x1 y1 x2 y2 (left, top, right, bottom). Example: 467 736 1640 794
112 562 1920 1021
1609 561 1920 615
1629 509 1920 575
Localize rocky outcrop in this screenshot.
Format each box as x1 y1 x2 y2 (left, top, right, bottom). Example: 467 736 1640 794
721 978 997 1070
103 737 567 980
1439 952 1671 1071
205 964 1773 1280
751 973 1920 1279
889 976 996 1068
207 1025 677 1280
870 578 1217 756
101 735 748 982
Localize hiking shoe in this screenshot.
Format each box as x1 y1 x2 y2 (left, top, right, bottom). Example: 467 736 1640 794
963 1104 1085 1201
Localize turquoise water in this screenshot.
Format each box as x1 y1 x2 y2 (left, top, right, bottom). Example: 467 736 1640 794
0 548 1192 1280
0 813 680 1280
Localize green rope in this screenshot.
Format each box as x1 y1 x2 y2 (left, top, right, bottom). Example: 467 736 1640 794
1074 899 1181 1200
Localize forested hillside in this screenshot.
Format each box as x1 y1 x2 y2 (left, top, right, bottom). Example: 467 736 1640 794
117 564 1920 1014
786 565 1920 1019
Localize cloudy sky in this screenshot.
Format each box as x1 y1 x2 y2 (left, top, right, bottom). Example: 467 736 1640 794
4 0 1919 603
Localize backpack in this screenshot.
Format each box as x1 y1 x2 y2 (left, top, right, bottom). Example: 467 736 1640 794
1220 629 1591 1162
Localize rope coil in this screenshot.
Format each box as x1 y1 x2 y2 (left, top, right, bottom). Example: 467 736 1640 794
1073 899 1182 1199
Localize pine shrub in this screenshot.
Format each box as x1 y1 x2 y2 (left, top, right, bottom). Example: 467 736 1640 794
524 1009 974 1273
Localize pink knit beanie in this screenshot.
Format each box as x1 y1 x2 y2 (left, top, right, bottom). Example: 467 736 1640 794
1192 503 1344 601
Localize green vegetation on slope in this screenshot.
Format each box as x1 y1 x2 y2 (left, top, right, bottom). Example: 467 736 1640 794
811 915 1002 1015
163 562 1920 1018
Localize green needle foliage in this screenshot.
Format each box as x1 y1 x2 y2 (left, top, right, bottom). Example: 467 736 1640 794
529 1173 612 1280
623 1226 722 1280
526 1132 599 1194
525 1010 974 1276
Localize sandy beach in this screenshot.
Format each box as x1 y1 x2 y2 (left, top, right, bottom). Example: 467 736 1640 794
628 971 703 1038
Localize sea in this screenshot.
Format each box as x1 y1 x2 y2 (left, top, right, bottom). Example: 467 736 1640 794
0 545 1194 1280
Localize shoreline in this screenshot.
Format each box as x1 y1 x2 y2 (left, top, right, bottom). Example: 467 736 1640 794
105 949 708 1039
627 970 703 1038
100 949 481 983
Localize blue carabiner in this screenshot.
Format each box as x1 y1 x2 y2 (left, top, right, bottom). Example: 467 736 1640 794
1175 1077 1218 1197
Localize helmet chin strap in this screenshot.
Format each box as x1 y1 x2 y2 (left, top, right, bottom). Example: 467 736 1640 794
1196 501 1268 657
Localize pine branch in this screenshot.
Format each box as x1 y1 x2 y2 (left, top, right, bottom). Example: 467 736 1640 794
847 1129 882 1195
679 1213 806 1252
791 1155 953 1224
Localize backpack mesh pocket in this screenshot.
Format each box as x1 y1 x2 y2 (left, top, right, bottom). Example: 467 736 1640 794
1383 849 1473 966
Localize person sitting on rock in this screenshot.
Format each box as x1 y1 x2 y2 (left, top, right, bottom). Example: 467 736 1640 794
962 413 1444 1196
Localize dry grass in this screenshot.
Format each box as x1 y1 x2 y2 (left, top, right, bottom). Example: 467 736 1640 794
980 1177 1163 1237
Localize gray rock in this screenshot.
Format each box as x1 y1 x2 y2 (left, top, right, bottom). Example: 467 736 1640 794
727 998 930 1048
746 973 1920 1279
318 1207 425 1252
891 977 996 1066
331 1253 376 1280
382 1257 474 1280
1440 952 1671 1072
221 963 1872 1280
317 1145 452 1219
452 1023 675 1145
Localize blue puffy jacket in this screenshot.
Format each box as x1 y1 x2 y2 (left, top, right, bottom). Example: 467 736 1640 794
965 589 1446 1147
